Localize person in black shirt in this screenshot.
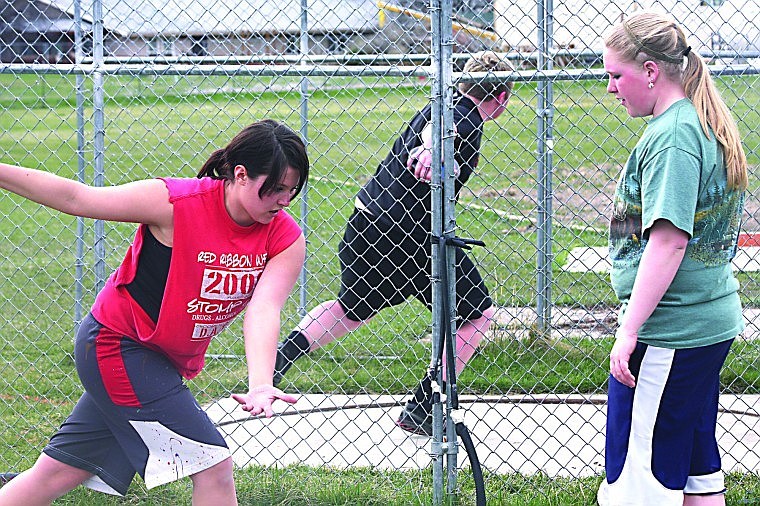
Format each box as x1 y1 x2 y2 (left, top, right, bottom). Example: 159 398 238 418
275 51 514 436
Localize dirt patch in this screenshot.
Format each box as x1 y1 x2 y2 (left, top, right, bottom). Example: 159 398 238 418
468 163 758 234
552 164 617 232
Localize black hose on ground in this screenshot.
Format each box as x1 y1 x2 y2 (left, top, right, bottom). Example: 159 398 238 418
455 421 486 506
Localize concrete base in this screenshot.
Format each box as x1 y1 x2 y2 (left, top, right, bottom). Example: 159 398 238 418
205 393 760 477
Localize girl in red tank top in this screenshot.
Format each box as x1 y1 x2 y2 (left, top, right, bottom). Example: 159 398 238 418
0 119 309 504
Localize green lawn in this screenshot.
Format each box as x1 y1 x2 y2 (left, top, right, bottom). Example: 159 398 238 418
1 72 759 504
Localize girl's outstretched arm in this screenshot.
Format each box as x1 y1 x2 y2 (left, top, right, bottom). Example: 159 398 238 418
0 162 174 237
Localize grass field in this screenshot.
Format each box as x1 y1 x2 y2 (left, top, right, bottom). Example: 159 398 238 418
1 72 759 504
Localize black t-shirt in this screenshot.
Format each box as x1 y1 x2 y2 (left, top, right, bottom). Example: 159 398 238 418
356 92 484 237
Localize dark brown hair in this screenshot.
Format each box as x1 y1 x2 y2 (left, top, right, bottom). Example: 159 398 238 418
197 119 310 198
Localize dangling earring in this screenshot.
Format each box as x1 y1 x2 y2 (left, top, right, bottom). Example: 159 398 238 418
648 80 654 89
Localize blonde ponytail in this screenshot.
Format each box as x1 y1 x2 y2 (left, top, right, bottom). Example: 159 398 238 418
683 52 748 190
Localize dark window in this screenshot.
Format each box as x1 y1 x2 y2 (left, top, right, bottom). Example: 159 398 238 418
190 35 208 56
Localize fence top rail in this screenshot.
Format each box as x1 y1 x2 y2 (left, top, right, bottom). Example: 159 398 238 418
1 63 757 80
74 49 760 66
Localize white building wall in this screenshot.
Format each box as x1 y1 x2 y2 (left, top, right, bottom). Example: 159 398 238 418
715 0 760 52
492 0 755 53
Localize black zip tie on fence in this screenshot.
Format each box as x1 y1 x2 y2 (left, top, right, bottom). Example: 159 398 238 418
431 235 486 251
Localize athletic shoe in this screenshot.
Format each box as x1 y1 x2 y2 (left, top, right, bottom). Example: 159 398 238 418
395 400 433 436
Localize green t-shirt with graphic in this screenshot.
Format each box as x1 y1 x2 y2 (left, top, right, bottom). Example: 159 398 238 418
609 99 744 349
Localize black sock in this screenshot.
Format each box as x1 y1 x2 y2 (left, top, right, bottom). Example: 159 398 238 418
274 331 311 383
281 330 310 358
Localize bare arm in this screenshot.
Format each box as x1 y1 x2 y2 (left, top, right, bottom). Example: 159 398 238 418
231 234 305 416
610 219 689 387
0 163 173 234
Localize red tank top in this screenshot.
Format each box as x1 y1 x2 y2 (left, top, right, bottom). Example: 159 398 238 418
91 177 303 379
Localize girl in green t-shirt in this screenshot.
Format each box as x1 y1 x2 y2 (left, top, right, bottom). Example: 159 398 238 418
598 11 748 506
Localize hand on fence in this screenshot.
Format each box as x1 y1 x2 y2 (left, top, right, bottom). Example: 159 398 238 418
232 385 298 417
407 145 460 183
408 145 434 182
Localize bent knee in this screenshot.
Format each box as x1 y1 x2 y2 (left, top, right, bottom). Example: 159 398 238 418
190 458 235 489
37 454 92 485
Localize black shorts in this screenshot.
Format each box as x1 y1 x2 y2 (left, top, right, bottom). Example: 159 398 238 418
337 209 492 323
43 313 230 496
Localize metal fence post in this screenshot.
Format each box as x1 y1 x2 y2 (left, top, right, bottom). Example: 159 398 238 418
430 0 458 501
536 0 555 335
429 0 445 502
439 0 459 497
299 0 311 317
73 0 86 335
92 0 106 291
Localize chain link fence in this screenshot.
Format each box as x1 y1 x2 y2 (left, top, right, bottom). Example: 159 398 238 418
1 0 758 503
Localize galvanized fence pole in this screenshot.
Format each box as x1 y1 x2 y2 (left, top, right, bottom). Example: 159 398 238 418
298 0 311 317
73 0 86 335
92 0 106 291
536 0 555 335
429 0 446 502
439 0 460 496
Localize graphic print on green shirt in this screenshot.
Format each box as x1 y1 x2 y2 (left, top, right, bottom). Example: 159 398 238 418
610 174 744 268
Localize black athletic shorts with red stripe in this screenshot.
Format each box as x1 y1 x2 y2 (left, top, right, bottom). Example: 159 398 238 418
42 313 230 496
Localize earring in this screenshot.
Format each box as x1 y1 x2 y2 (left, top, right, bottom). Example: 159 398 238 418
648 80 654 89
